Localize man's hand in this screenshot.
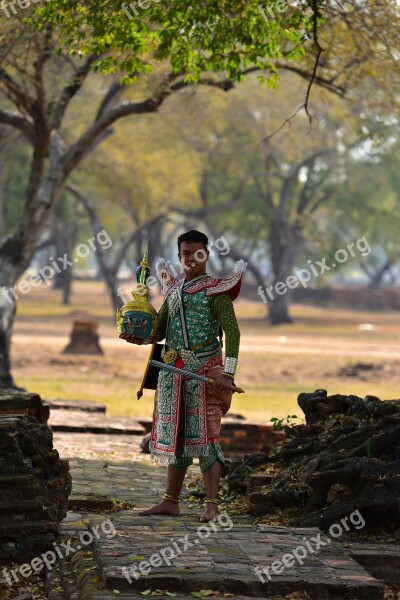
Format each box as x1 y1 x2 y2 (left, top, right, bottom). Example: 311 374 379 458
212 374 234 392
119 332 143 344
119 333 158 345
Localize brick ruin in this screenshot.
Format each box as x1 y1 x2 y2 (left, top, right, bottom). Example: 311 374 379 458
0 390 71 562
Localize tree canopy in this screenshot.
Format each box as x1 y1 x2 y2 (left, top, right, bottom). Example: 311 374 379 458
0 0 399 386
29 0 400 115
35 0 315 82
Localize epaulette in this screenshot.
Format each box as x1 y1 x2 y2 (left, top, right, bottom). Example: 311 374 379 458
155 259 179 298
156 259 247 301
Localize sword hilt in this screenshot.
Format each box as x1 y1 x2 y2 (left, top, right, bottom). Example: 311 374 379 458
207 377 245 394
149 360 245 394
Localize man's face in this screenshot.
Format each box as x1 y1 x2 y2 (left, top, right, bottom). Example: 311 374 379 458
178 241 209 277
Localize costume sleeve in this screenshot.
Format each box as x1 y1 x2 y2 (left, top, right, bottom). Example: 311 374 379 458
211 293 240 376
152 300 168 342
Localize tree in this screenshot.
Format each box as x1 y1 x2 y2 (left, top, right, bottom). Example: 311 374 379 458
0 17 234 387
318 134 400 288
38 0 400 116
142 71 399 323
1 0 398 384
162 76 343 323
67 184 166 311
63 95 204 309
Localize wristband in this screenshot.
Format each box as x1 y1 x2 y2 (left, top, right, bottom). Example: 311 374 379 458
224 357 238 376
222 373 234 380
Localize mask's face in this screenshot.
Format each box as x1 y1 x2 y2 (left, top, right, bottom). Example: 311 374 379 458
122 310 154 340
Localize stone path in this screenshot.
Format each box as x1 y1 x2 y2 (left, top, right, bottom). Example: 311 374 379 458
40 433 387 600
49 410 145 435
46 400 285 456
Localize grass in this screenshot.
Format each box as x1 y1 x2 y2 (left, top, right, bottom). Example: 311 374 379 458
14 375 156 418
14 375 400 422
11 280 400 422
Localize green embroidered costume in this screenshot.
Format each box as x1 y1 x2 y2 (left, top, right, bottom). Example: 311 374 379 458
149 263 245 472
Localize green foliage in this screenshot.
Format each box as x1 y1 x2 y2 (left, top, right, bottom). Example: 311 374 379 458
238 465 253 476
31 0 317 83
270 414 299 430
1 0 399 292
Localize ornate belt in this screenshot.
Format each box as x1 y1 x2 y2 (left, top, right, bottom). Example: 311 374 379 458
162 337 218 367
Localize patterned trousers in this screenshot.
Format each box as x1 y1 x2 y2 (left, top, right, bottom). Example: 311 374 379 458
171 363 232 473
172 442 225 473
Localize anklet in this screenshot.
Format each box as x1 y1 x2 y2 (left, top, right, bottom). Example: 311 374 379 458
163 493 180 503
204 498 218 504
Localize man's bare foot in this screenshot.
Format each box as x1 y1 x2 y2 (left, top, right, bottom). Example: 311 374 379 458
138 499 180 517
199 503 218 523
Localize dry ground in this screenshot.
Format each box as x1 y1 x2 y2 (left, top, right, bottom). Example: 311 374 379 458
10 280 400 422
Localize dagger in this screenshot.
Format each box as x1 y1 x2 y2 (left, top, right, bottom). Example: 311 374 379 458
149 359 245 394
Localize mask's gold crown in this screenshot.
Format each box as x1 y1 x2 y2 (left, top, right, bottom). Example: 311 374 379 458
116 245 157 333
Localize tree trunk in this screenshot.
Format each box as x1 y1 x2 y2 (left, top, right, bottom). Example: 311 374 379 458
148 218 164 263
0 164 64 385
104 269 122 312
268 219 303 325
61 265 73 306
0 135 5 242
268 287 294 325
0 283 17 389
52 217 77 305
367 259 394 289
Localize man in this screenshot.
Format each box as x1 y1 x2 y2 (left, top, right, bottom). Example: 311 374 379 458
120 230 244 522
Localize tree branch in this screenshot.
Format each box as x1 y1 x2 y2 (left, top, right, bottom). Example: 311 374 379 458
95 77 130 123
0 109 34 141
61 76 235 179
0 137 4 242
33 27 53 116
205 216 267 292
288 149 334 180
309 190 332 214
66 184 167 270
172 170 268 218
0 68 33 113
50 55 97 130
243 64 345 98
170 77 235 94
303 0 325 122
114 213 166 268
61 96 169 178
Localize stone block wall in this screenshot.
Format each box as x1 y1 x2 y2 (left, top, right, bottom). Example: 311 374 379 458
0 389 49 424
139 417 286 457
219 419 286 456
0 414 71 562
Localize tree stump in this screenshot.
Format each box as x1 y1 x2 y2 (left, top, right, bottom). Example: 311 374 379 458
62 314 103 355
